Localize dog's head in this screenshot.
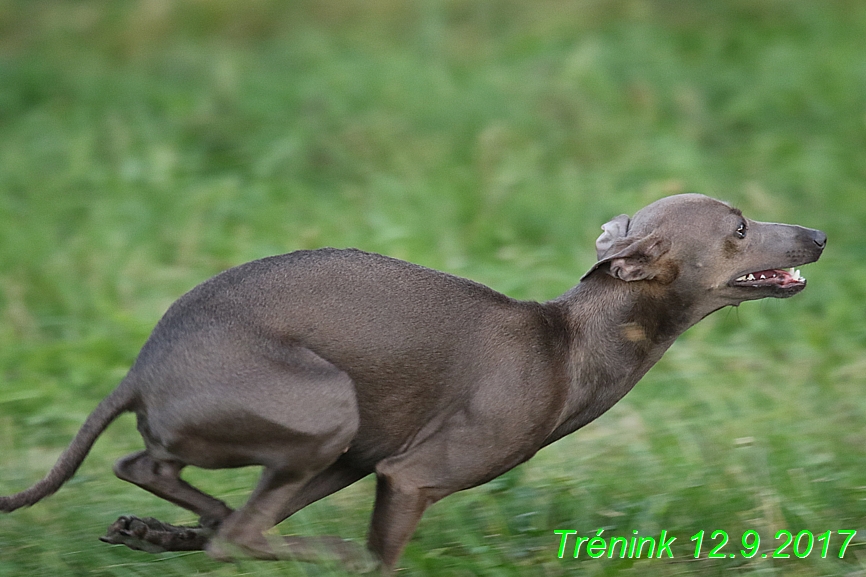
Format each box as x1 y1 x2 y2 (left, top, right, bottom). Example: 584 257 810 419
583 193 826 308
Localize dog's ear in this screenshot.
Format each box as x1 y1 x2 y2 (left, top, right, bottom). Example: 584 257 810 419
606 234 671 282
595 214 630 260
582 214 671 282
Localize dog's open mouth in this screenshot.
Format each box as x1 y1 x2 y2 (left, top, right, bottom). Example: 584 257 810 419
731 267 805 290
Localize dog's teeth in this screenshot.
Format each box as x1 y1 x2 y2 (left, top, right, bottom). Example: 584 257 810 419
747 274 755 281
787 267 805 282
736 275 747 281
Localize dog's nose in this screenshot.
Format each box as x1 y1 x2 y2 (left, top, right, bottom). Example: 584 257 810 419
812 229 827 249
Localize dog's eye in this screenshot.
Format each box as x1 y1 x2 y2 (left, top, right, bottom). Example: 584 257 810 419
735 221 747 239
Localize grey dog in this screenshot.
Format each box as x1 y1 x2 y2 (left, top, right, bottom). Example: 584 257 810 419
0 193 826 571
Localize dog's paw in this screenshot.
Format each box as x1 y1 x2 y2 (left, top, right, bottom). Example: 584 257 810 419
100 515 213 553
338 544 380 574
278 535 380 572
205 533 379 571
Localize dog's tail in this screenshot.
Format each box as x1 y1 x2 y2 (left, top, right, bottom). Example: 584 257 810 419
0 380 137 512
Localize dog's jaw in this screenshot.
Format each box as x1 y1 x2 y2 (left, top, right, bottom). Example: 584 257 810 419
728 266 807 298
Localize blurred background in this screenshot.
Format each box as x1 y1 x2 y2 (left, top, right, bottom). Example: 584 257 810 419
0 1 864 575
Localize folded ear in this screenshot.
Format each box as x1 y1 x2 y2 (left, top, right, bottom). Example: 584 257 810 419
606 234 671 282
581 215 672 282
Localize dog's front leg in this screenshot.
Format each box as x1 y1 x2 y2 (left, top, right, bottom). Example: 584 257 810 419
367 467 452 571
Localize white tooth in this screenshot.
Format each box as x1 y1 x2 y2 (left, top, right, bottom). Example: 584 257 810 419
736 275 747 281
785 268 805 282
760 274 766 279
747 274 755 281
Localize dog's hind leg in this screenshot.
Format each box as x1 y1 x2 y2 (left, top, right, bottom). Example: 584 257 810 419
100 451 234 552
202 391 372 568
157 345 370 567
206 465 374 570
113 451 234 524
102 344 364 561
277 458 368 522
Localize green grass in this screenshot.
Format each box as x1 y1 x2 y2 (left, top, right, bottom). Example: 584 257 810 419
1 1 865 575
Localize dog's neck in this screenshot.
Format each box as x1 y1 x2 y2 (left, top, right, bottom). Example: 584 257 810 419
543 272 704 445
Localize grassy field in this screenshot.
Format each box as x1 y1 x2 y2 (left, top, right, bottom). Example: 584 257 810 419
1 1 865 575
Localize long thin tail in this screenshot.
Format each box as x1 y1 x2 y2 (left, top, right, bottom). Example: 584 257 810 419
0 381 137 512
